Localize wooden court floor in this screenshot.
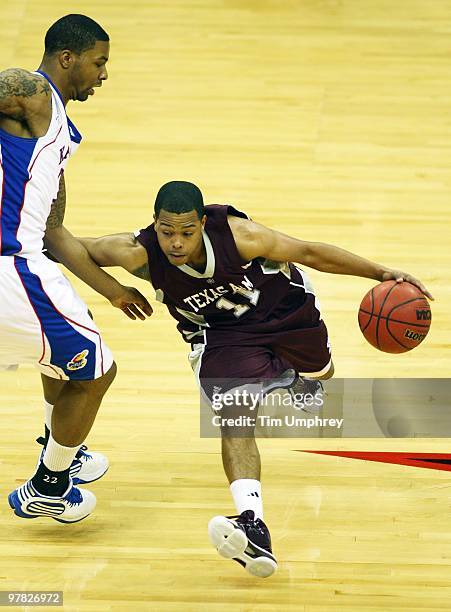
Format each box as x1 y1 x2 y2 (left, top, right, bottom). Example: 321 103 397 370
1 1 450 610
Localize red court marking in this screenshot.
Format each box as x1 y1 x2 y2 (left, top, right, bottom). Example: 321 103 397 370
298 450 451 472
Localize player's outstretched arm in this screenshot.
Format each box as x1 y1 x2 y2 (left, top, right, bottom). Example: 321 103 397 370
228 216 434 300
45 177 153 320
78 233 150 280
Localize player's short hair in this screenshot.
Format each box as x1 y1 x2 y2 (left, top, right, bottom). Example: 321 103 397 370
154 181 205 220
44 14 109 56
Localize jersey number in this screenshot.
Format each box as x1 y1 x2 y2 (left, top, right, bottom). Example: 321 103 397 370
216 287 260 318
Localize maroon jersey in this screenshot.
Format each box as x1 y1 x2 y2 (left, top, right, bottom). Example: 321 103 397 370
136 205 316 345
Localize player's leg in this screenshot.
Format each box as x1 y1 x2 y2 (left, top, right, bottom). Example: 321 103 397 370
6 256 115 522
266 280 333 391
211 426 277 578
38 302 96 435
290 358 334 404
43 365 115 489
11 366 116 523
221 436 260 482
192 344 285 577
9 364 116 523
38 373 109 485
314 359 334 380
35 365 116 493
221 436 261 515
270 296 345 431
41 374 64 440
193 343 288 519
221 432 268 551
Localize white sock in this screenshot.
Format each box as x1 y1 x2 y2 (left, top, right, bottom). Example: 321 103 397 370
42 434 81 472
44 401 53 431
230 479 263 520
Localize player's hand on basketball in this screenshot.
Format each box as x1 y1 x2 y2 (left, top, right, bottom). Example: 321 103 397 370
109 285 153 320
381 269 434 301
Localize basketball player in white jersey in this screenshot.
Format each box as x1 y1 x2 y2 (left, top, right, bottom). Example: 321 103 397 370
0 15 152 523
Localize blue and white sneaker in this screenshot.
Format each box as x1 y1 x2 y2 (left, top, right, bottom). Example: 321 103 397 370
36 437 109 485
8 479 96 523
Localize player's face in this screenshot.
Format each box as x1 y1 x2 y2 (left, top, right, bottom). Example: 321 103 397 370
155 210 206 266
70 41 109 102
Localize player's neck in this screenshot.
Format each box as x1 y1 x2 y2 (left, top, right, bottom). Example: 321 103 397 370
186 238 207 273
37 62 70 106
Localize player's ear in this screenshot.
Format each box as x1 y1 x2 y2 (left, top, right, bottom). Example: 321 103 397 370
58 49 75 70
201 214 207 228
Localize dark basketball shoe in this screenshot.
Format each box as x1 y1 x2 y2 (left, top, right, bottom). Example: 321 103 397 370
289 376 324 412
208 510 277 577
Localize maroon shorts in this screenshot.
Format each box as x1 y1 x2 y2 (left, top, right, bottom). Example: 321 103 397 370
189 293 331 399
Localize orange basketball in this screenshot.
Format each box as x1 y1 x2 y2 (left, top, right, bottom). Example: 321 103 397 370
358 280 431 353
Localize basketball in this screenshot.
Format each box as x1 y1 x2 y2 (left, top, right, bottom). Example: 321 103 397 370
358 280 432 353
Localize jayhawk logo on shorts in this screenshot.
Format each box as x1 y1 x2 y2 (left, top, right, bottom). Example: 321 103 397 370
67 349 89 371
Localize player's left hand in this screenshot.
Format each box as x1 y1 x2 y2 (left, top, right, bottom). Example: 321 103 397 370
381 269 434 301
109 285 154 320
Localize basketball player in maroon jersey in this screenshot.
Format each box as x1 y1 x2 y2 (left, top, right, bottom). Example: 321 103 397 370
79 181 432 577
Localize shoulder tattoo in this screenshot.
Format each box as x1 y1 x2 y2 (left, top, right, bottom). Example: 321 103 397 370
0 68 50 101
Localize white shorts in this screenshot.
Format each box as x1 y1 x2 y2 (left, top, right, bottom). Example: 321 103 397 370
0 255 113 380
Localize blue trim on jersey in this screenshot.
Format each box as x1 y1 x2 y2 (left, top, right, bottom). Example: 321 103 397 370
36 70 83 144
14 257 97 380
0 131 37 255
66 117 82 144
0 126 38 142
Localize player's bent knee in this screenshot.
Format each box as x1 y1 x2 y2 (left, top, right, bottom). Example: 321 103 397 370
104 360 117 381
94 360 117 392
220 423 256 440
319 361 334 380
70 361 117 397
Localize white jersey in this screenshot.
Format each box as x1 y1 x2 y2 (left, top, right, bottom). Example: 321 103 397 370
0 71 113 381
0 70 81 259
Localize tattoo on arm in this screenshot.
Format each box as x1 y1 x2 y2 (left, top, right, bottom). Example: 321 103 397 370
0 68 50 101
131 262 151 281
46 175 66 230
